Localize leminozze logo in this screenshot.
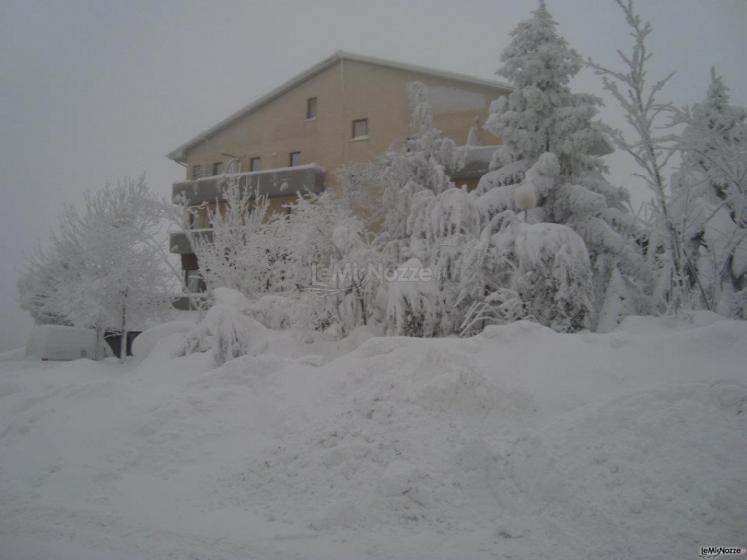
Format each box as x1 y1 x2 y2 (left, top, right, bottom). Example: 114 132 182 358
699 546 746 558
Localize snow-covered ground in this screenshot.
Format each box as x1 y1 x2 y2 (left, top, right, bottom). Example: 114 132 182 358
1 314 745 559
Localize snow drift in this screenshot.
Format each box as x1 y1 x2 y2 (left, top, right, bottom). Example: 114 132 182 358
0 314 745 559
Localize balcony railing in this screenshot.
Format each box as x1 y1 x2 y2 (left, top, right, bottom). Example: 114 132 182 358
169 228 213 255
172 163 325 205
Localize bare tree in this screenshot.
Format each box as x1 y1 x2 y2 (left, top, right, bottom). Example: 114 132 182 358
588 0 691 312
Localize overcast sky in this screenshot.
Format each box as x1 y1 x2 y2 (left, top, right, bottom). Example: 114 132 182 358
1 0 745 351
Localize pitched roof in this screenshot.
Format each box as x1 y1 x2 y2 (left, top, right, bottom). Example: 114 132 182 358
167 51 512 163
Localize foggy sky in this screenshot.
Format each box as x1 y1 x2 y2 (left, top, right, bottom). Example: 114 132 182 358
1 0 745 351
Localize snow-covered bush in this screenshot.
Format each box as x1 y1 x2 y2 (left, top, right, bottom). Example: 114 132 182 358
248 294 295 330
511 222 594 332
459 288 524 337
175 288 268 365
385 258 438 337
486 213 595 332
406 186 483 334
277 191 386 336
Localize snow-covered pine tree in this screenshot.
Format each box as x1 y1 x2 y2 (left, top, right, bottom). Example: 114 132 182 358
671 69 747 316
480 0 648 329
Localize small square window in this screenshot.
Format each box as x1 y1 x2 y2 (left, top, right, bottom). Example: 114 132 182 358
352 118 368 139
250 157 262 172
213 161 224 175
289 151 301 167
192 164 204 180
306 97 317 119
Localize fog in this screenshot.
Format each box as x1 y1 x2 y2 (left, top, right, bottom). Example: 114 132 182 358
1 0 745 351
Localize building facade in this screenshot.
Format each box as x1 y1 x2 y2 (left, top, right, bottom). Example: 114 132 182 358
167 52 511 292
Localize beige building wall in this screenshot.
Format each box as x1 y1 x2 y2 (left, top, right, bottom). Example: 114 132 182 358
182 58 506 197
186 62 346 179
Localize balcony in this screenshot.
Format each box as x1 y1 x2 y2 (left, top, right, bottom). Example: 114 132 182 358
172 163 326 205
169 228 213 255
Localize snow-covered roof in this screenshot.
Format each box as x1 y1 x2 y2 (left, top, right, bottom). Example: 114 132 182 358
167 51 513 163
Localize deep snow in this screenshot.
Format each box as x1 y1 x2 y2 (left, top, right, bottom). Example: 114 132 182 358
0 314 745 559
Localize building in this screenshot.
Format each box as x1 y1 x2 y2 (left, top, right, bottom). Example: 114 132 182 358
167 51 512 293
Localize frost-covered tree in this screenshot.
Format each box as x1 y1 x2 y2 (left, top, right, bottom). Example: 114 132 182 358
376 81 462 264
178 176 281 299
588 0 686 315
17 245 70 326
670 70 747 316
347 74 597 335
63 178 173 361
20 177 174 360
481 0 648 329
484 1 604 180
280 191 385 334
336 162 384 230
173 172 387 336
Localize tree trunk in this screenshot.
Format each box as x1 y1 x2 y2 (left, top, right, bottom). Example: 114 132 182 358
120 290 127 363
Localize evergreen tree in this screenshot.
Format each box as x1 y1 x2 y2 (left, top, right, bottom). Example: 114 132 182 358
480 0 648 327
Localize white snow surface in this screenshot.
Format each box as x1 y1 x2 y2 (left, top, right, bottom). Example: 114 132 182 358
1 315 745 559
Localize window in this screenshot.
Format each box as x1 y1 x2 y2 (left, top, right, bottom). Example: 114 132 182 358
212 161 224 175
191 164 205 180
352 118 368 139
306 97 317 119
289 151 301 167
250 157 262 172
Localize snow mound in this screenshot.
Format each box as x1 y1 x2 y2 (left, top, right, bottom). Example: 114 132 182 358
212 286 252 312
480 319 556 342
176 288 270 365
131 320 195 360
0 316 745 559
